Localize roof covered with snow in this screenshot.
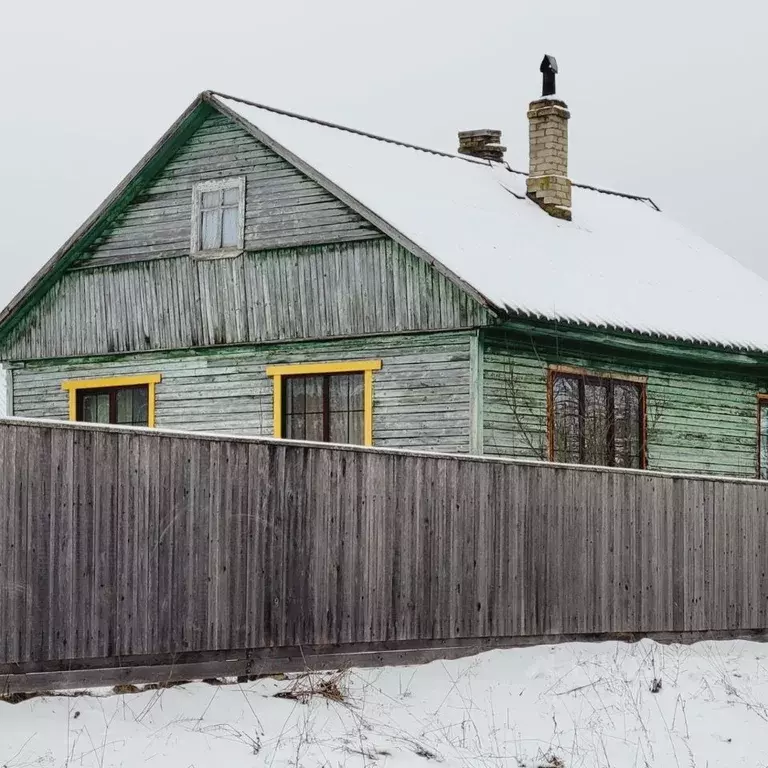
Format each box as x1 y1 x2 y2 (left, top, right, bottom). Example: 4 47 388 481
214 92 768 352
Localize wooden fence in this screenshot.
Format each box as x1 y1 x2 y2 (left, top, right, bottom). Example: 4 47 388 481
2 417 768 692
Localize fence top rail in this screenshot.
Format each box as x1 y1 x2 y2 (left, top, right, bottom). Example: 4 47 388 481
2 415 767 488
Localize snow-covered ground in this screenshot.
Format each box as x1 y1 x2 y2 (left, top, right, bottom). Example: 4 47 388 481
3 639 768 767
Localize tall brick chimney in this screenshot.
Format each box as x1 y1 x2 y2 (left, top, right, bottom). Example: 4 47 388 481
526 55 572 221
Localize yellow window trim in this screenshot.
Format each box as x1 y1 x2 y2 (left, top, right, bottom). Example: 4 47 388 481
61 374 162 427
265 360 382 446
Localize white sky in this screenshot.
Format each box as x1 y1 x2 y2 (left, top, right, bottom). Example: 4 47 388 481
1 0 765 311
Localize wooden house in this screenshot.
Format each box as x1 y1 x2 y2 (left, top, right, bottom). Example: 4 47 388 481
2 83 768 477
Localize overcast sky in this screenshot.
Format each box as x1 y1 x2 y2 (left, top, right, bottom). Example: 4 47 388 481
1 0 764 310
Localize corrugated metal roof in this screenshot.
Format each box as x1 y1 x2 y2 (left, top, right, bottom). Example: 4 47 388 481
215 92 768 352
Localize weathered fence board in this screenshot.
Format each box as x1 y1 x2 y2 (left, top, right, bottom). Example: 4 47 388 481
3 417 768 690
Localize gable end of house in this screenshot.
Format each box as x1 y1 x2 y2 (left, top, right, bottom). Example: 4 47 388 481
0 95 497 361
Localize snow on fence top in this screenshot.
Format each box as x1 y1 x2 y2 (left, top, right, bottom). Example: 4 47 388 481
216 92 768 352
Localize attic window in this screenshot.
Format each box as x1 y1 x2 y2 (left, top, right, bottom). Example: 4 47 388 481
191 177 245 255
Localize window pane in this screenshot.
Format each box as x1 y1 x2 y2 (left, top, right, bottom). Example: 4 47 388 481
284 376 323 440
761 403 768 480
286 414 305 440
285 377 304 416
115 386 149 427
329 375 350 412
81 392 110 424
329 411 350 444
348 411 365 446
201 209 220 250
553 376 580 463
305 412 323 442
116 388 133 425
613 382 642 468
348 375 364 412
583 380 609 466
304 376 324 414
133 387 149 425
201 190 220 209
221 206 239 247
223 186 239 205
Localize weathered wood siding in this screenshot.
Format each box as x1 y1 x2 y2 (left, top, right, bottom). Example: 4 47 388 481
1 240 492 360
3 418 768 675
84 112 378 266
0 368 6 417
483 329 768 477
11 332 473 452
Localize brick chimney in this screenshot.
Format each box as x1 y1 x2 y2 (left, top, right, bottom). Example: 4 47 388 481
526 55 572 221
457 129 506 162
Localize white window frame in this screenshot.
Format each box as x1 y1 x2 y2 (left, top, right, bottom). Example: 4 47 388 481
190 176 246 257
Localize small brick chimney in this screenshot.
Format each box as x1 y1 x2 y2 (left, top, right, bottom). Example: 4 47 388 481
457 129 506 162
527 55 572 220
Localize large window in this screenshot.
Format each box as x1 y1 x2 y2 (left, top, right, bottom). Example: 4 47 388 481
61 374 162 427
549 369 646 468
759 396 768 479
191 177 245 255
266 360 382 446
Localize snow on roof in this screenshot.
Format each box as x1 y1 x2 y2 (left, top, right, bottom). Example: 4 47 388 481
215 93 768 352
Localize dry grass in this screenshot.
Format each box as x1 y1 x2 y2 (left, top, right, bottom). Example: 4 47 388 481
273 669 349 704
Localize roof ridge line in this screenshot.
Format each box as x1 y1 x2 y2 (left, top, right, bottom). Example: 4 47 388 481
207 90 514 168
208 90 658 209
570 180 660 210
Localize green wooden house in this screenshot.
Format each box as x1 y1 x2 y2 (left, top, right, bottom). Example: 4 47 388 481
2 85 768 478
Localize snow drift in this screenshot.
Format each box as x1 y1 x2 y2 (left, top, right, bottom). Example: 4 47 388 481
2 638 767 767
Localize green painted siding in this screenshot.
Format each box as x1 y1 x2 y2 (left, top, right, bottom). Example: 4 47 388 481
0 109 492 362
80 112 378 267
11 331 474 453
483 328 768 477
0 240 492 361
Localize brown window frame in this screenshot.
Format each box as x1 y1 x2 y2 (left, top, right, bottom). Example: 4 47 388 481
547 366 648 469
281 372 365 445
757 395 768 479
75 384 150 427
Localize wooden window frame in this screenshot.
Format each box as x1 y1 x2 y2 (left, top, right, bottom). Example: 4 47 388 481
265 360 382 446
546 365 648 469
61 374 162 427
190 176 246 258
757 394 768 479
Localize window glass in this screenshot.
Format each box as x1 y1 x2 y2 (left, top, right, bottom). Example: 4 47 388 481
77 385 150 427
221 207 239 247
283 373 365 445
760 401 768 480
82 392 110 424
583 379 609 466
116 388 133 424
193 180 242 252
201 190 220 209
553 376 580 463
116 386 149 426
201 209 220 250
614 382 642 468
552 372 644 468
223 187 240 205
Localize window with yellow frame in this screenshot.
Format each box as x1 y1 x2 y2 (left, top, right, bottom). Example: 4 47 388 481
61 374 162 427
265 360 381 446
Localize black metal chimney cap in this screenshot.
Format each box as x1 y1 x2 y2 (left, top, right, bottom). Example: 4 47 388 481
540 54 558 97
540 54 558 74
